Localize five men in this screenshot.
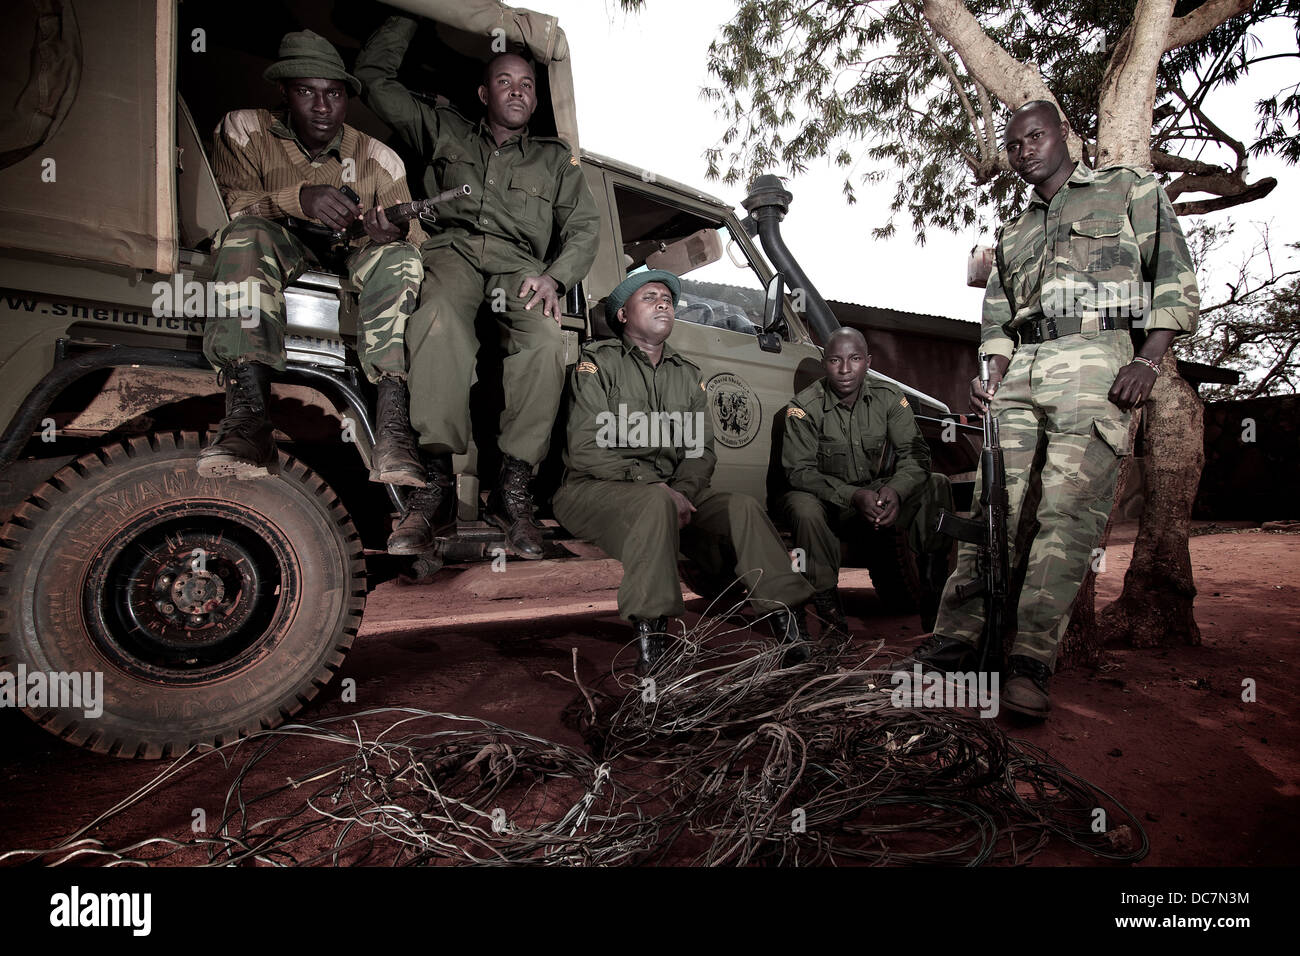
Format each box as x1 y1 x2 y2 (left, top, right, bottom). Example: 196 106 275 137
781 327 953 635
355 15 600 558
915 100 1199 718
552 271 814 673
199 30 426 488
199 26 1198 701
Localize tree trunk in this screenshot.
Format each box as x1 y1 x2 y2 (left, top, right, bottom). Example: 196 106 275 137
1096 0 1175 167
1097 354 1205 647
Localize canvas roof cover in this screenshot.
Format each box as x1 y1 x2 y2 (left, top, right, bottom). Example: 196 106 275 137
0 0 578 276
0 0 177 275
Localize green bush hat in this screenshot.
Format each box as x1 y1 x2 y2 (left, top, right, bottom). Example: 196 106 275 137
606 269 682 323
263 30 362 96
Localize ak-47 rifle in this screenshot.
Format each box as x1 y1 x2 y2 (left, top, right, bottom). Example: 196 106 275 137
934 353 1010 672
283 184 472 263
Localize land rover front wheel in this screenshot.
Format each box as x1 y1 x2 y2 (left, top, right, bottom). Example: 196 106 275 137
0 432 365 758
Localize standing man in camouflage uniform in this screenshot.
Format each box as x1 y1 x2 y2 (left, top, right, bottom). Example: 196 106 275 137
199 30 427 488
781 327 953 636
553 271 814 674
355 15 600 559
915 101 1199 718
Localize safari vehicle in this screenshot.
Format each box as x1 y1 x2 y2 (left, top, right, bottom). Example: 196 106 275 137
0 0 968 757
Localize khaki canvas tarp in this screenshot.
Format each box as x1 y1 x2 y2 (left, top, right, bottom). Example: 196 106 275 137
0 0 177 275
0 0 577 277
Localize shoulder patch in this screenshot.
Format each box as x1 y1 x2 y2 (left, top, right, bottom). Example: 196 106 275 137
576 361 598 374
899 396 909 408
786 406 807 420
569 155 580 166
364 137 407 183
220 109 265 148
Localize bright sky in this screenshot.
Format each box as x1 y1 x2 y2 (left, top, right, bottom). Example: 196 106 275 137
542 0 1298 323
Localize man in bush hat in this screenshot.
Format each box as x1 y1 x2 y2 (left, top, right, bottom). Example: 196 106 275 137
552 270 815 674
199 29 428 494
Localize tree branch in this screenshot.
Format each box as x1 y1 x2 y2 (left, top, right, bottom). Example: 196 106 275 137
920 0 1084 158
1165 0 1255 52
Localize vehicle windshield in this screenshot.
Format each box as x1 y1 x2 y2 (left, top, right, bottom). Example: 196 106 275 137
613 184 776 337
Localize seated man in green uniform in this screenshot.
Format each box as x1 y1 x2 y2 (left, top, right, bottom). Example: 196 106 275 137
198 30 426 488
356 16 600 559
553 271 815 674
780 327 953 634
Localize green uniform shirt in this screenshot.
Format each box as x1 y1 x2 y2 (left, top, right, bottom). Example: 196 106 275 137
782 377 930 510
561 336 716 504
981 162 1199 361
355 15 599 291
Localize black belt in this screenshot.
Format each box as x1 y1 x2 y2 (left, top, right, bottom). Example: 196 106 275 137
1012 314 1131 345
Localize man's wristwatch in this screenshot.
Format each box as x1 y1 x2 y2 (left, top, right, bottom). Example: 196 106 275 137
1131 356 1161 375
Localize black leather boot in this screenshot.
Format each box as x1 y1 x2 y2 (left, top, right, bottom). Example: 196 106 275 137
485 454 544 560
768 607 812 665
811 587 851 640
634 616 670 676
370 376 427 488
908 633 979 673
387 453 457 555
197 362 276 479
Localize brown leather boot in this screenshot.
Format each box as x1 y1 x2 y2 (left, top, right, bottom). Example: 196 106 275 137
370 376 426 488
485 454 544 559
1001 655 1052 718
387 453 457 555
197 362 277 479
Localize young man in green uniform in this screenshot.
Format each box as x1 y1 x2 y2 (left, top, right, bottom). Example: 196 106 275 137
356 15 599 558
915 101 1199 718
552 271 815 674
780 327 953 635
199 30 426 487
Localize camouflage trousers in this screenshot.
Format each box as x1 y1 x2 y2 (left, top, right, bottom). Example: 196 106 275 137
935 329 1133 667
553 480 813 622
781 473 953 593
202 216 423 383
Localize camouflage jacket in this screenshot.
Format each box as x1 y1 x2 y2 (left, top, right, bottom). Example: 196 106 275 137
782 377 930 509
981 162 1199 360
355 15 599 291
560 336 716 504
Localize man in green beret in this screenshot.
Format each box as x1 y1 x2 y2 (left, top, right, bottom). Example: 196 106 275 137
356 15 600 559
553 270 815 674
199 29 427 493
780 327 954 635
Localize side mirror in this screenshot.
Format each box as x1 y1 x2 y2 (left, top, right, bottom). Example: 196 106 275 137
757 272 785 353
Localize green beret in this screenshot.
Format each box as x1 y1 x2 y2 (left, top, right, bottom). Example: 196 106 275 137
605 269 682 322
264 30 361 96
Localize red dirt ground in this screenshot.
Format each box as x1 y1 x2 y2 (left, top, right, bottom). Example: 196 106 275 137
1 521 1296 866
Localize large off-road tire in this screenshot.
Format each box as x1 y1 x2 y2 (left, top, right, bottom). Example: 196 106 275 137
0 432 365 758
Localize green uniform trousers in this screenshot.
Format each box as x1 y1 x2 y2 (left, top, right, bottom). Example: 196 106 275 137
781 473 953 593
553 479 814 622
935 330 1133 667
406 245 564 466
202 216 422 383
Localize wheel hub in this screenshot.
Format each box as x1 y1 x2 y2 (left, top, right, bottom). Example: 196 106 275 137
86 511 287 679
